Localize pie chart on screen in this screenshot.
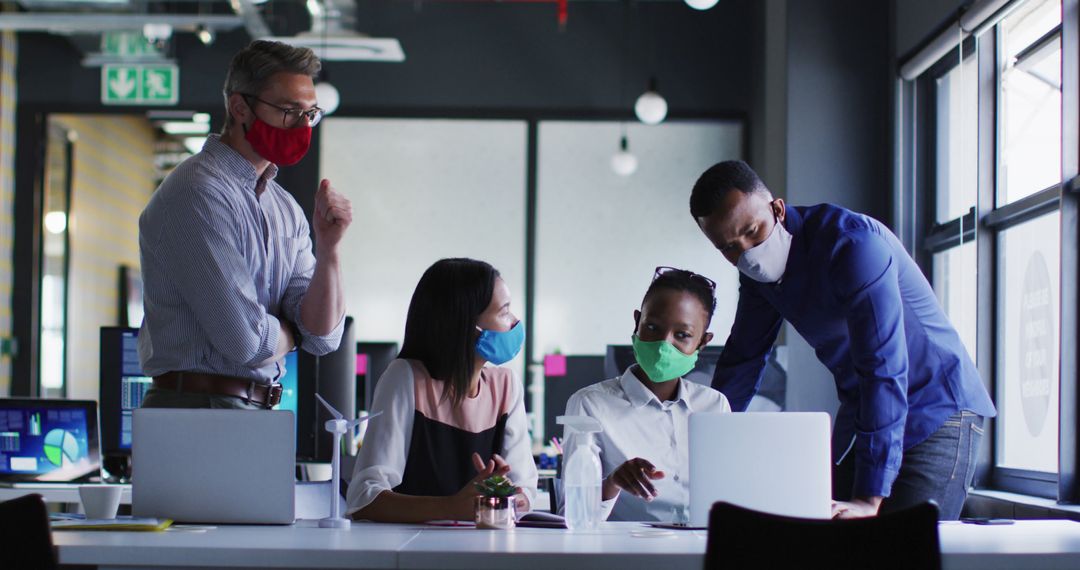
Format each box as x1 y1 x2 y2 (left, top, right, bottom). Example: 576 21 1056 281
43 428 81 467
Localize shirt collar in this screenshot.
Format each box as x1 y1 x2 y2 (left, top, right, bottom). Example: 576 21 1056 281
618 365 693 411
201 134 279 187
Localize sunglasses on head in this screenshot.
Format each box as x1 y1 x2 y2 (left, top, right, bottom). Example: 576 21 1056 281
653 266 717 291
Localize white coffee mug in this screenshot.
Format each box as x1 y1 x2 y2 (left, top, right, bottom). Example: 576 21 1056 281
79 484 123 520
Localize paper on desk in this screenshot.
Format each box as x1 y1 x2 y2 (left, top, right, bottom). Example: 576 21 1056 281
51 517 173 532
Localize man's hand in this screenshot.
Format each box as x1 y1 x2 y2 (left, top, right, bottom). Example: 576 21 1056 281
313 179 352 253
832 496 883 519
603 458 665 501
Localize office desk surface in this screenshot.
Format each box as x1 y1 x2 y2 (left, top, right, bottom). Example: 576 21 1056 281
52 519 1080 570
0 484 133 505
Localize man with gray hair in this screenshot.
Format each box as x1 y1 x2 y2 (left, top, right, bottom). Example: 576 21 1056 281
138 40 352 409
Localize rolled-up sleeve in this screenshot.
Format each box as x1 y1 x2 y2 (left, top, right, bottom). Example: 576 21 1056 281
159 187 279 367
832 230 909 498
347 359 415 516
280 218 344 356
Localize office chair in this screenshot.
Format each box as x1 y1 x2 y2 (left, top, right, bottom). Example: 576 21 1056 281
0 493 58 570
705 501 941 570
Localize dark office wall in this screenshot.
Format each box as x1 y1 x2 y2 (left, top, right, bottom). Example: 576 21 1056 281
781 0 891 416
17 2 764 118
16 1 766 220
894 0 969 61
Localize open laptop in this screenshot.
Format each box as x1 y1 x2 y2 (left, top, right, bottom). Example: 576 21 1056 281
0 398 102 486
688 412 832 527
132 409 295 524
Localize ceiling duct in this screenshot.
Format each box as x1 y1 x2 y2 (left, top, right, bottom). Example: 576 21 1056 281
265 0 405 63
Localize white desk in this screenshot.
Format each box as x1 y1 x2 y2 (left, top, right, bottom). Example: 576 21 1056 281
50 520 1080 570
0 484 133 505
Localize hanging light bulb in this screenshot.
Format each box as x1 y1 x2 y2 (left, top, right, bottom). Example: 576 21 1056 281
634 78 668 125
197 25 216 46
611 134 639 176
684 0 720 10
315 81 340 115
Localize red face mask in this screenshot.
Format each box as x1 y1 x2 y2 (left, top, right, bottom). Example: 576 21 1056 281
244 118 312 166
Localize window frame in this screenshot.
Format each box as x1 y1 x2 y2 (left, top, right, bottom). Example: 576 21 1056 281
906 1 1077 501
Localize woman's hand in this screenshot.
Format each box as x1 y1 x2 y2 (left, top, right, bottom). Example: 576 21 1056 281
446 452 513 520
603 458 665 501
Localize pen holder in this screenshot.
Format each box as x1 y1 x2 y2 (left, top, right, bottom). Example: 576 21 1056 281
474 496 516 530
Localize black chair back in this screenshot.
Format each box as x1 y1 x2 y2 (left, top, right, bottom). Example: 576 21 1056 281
705 501 941 570
0 493 57 570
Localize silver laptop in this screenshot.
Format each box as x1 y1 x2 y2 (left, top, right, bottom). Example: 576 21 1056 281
689 412 832 526
132 409 295 524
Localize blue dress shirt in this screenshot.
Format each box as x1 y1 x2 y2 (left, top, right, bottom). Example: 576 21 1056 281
712 204 996 498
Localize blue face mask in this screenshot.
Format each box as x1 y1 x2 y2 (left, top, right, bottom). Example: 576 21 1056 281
476 321 525 365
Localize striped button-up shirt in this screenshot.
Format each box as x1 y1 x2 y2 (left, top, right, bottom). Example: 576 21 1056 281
138 135 344 383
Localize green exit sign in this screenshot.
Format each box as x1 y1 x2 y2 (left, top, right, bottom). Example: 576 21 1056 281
101 64 179 106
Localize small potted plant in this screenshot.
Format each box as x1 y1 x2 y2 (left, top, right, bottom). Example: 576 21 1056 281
474 475 517 530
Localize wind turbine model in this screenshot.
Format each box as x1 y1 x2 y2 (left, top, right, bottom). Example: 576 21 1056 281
315 393 381 529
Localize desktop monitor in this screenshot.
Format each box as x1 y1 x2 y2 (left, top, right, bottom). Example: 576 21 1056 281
355 341 399 412
101 318 356 465
0 398 101 483
99 327 151 455
295 316 356 463
274 351 299 415
542 355 607 444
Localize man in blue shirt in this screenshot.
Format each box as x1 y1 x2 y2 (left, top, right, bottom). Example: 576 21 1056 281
691 161 995 520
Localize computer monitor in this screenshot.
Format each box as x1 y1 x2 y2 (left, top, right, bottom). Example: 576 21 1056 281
295 316 356 463
273 351 299 415
99 327 151 455
0 398 101 483
603 344 787 410
355 341 399 412
101 318 356 465
543 355 607 444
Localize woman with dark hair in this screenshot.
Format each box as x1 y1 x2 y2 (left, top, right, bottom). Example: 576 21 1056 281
346 258 537 522
562 267 731 522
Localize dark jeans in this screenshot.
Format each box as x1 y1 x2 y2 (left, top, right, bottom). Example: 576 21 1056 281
140 387 263 410
833 411 984 520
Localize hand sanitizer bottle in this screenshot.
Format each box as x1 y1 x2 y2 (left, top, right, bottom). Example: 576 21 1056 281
557 415 603 531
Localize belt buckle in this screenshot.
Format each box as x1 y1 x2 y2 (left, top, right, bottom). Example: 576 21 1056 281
268 383 283 408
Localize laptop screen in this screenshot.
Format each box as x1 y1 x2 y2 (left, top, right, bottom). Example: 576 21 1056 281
0 399 101 482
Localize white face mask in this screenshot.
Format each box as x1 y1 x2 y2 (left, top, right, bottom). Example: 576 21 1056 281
736 215 792 283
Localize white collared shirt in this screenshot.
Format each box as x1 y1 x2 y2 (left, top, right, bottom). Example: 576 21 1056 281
563 365 731 522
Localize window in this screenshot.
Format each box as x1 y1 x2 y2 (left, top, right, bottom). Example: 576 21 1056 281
999 0 1062 204
905 0 1069 499
996 212 1060 473
993 0 1062 482
928 48 979 360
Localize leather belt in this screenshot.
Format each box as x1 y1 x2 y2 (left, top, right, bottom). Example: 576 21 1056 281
152 371 283 409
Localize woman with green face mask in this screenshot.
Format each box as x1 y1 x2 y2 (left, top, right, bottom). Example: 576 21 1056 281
561 267 732 523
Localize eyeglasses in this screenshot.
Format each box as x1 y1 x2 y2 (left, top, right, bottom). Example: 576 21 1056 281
653 266 717 291
240 94 324 128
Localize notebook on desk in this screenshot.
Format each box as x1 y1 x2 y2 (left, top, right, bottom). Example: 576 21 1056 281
0 399 102 485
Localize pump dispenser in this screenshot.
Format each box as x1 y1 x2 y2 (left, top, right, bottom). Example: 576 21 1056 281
557 415 604 530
